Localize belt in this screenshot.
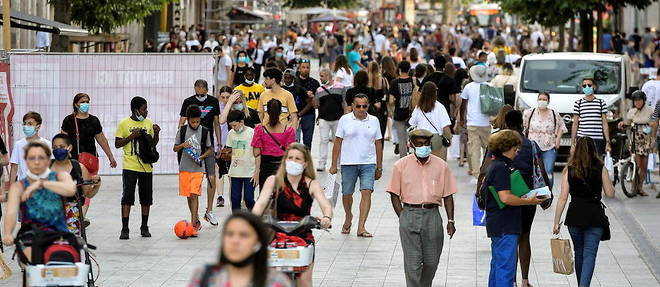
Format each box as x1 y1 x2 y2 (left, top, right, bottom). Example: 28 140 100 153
403 203 439 209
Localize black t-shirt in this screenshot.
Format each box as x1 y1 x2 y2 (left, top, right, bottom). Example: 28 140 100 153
284 84 308 115
232 65 250 87
423 72 458 115
317 86 344 121
245 108 260 128
61 114 103 159
296 76 320 116
0 136 7 155
485 156 522 237
389 77 414 121
180 95 220 145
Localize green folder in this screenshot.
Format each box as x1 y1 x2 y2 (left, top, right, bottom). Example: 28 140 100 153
488 170 531 209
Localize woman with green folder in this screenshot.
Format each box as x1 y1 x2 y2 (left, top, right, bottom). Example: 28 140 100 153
483 130 545 287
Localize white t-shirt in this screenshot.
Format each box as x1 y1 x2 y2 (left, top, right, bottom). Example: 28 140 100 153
335 68 354 88
10 137 52 181
203 40 219 50
336 113 382 165
227 127 256 178
374 34 387 53
531 31 545 48
217 55 232 81
409 102 452 134
252 49 265 65
641 79 660 109
461 82 492 127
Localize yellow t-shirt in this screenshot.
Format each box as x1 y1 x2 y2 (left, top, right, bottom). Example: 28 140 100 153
257 88 298 126
115 117 155 173
234 83 265 110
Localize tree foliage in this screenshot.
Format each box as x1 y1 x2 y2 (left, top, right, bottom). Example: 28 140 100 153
282 0 361 9
49 0 169 34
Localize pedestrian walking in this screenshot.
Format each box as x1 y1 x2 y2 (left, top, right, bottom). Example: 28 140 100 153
617 91 655 196
232 50 251 87
115 96 161 239
459 65 493 182
553 137 615 287
257 68 299 129
10 112 51 185
483 130 544 286
174 106 212 236
178 80 221 226
409 82 452 160
387 128 457 287
214 46 233 89
60 93 117 226
333 55 354 89
571 78 611 156
233 67 265 111
251 99 296 189
367 62 389 141
281 69 309 149
523 92 567 187
314 68 347 172
220 87 260 128
226 111 257 211
389 61 415 158
329 94 383 238
295 59 320 149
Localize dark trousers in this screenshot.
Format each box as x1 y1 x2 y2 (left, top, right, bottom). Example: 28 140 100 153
297 114 315 150
230 177 255 211
259 155 282 190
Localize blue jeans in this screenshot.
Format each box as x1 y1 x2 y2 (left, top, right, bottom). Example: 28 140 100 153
568 226 603 287
340 164 376 195
489 234 519 287
230 177 255 211
296 114 315 150
541 148 557 188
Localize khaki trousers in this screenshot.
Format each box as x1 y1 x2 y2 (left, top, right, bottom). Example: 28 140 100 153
467 126 491 177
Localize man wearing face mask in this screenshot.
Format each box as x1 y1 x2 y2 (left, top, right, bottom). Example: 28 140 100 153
571 78 611 156
115 96 161 240
10 112 51 186
387 128 457 287
295 60 320 149
233 67 265 111
282 69 310 149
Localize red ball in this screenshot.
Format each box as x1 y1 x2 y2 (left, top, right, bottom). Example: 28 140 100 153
174 220 192 239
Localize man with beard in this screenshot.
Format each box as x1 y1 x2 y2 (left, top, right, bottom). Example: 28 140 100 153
233 67 265 111
282 69 312 150
295 59 320 149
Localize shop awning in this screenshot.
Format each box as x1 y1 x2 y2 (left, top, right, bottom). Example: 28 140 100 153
0 7 88 36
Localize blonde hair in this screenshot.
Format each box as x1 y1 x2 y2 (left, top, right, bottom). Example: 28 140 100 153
230 89 251 118
274 143 316 189
367 62 381 89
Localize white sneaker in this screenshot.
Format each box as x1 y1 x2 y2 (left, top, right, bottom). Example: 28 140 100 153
204 211 219 226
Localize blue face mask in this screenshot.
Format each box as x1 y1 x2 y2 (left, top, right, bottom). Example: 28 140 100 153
582 86 594 95
238 56 248 63
276 52 284 57
53 148 69 161
414 145 432 158
135 110 145 121
78 103 90 113
23 125 36 137
233 103 244 111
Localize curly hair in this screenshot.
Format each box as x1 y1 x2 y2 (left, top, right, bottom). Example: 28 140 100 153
488 129 521 155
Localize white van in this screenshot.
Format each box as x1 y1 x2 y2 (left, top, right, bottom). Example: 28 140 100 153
515 52 634 162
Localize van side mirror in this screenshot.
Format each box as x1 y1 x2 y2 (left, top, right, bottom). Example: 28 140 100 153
626 87 638 99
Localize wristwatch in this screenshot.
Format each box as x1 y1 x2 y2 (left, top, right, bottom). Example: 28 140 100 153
447 219 455 224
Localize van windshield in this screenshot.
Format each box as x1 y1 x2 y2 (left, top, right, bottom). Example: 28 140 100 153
521 60 621 94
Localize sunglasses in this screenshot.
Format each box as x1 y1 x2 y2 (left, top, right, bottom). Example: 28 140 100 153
582 84 593 88
299 59 310 63
355 104 369 109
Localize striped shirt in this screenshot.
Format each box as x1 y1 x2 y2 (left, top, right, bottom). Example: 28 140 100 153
653 99 660 136
573 97 607 139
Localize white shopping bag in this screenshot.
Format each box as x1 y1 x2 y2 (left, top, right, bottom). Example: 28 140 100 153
323 173 341 208
449 135 461 159
648 153 657 171
604 152 614 182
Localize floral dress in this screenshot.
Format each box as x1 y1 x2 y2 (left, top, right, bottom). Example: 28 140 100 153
626 106 654 156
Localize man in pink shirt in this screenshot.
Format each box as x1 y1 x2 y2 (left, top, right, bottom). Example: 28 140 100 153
387 128 457 287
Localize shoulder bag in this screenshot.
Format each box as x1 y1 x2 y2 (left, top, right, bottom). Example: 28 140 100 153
420 111 450 149
263 126 287 152
578 174 611 241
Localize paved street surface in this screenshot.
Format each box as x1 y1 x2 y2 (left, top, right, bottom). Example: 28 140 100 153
1 131 659 286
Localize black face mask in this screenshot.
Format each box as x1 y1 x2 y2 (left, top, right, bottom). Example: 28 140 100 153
220 252 256 268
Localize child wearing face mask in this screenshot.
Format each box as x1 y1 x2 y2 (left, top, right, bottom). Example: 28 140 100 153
174 105 212 236
10 112 51 186
226 110 257 211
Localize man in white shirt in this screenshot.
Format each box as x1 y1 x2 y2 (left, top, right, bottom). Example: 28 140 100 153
641 73 660 110
215 47 233 89
374 32 387 56
458 65 492 182
329 94 383 238
10 112 51 184
203 33 219 51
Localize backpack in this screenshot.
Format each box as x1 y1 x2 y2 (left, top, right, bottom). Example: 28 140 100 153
177 125 209 164
133 129 159 165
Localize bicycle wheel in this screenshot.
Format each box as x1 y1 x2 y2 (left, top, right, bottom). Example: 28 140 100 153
620 161 638 198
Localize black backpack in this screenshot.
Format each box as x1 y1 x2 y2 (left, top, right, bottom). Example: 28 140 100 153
177 125 209 164
133 129 159 164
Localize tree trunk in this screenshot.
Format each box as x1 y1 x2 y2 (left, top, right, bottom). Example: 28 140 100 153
569 17 576 51
596 8 603 52
441 0 448 25
559 24 565 52
51 0 72 52
580 10 593 52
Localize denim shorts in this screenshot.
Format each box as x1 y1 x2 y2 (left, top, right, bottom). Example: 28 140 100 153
340 164 376 195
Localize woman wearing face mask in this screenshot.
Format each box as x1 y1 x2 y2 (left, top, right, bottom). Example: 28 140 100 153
232 51 252 87
250 99 296 189
616 90 655 196
522 92 567 188
220 88 260 128
2 142 77 259
252 143 333 287
60 93 117 225
188 211 292 287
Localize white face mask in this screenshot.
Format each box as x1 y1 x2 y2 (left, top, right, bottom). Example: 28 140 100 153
285 160 305 176
537 100 549 108
27 168 51 180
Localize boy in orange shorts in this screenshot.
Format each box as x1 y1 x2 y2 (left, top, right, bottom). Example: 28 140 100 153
174 105 211 236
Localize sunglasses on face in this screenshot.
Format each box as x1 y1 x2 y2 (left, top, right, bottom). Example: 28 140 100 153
582 84 593 88
355 104 368 109
299 59 310 63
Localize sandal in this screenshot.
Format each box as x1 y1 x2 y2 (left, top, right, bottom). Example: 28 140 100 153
341 223 352 234
357 231 373 238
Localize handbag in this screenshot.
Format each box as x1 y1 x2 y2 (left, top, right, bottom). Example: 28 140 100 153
73 115 99 175
524 142 552 199
219 146 232 162
472 195 486 226
550 237 575 275
479 84 504 116
579 176 611 241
